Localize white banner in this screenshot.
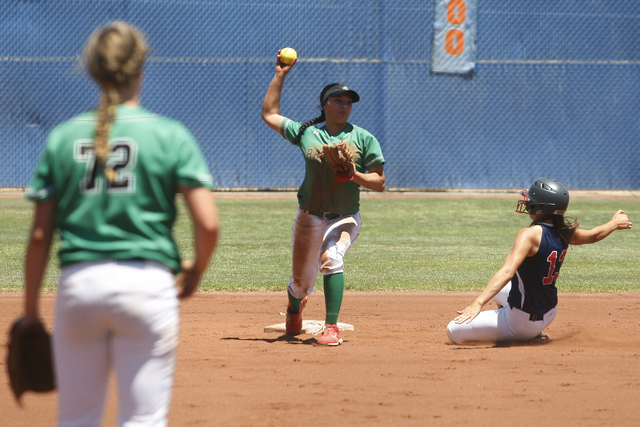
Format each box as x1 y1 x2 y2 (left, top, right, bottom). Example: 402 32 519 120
431 0 478 74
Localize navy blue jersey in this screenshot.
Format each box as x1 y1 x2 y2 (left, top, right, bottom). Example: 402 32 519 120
508 223 566 316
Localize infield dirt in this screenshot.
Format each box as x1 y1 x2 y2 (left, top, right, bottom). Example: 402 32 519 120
2 291 640 426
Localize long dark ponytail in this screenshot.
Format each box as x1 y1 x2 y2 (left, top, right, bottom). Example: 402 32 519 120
291 83 343 145
533 215 579 249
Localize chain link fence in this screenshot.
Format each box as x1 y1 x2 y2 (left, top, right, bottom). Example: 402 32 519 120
2 1 639 190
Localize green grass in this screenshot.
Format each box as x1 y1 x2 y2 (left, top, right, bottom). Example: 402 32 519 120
2 195 638 292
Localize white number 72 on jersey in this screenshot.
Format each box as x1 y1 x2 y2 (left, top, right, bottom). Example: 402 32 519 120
74 138 138 195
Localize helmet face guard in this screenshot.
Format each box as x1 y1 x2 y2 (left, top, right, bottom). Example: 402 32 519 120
515 189 530 214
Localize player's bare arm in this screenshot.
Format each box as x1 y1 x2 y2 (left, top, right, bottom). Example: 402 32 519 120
261 53 297 134
177 186 220 299
570 209 632 246
24 199 57 325
353 164 386 192
454 226 541 324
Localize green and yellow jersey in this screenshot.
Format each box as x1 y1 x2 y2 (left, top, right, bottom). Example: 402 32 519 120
27 105 213 273
281 119 385 215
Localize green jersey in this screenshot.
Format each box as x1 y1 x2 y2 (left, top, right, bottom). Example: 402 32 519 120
27 105 213 273
281 119 385 214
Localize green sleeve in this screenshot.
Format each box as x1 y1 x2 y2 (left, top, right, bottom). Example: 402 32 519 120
280 118 303 144
26 140 57 201
360 131 385 171
175 126 214 189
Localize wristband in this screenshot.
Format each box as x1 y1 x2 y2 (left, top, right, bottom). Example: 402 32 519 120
335 172 353 182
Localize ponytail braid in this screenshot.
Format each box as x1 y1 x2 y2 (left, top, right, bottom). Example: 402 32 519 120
291 110 325 145
94 87 119 181
84 21 148 182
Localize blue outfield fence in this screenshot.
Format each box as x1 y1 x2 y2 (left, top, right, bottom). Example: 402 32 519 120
1 1 639 190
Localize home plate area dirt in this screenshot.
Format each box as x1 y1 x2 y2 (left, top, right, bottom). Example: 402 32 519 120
2 291 640 426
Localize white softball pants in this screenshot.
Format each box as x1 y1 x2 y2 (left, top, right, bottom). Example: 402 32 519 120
287 208 362 299
446 282 557 344
53 260 179 427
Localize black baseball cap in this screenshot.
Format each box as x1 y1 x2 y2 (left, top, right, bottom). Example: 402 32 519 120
321 84 360 105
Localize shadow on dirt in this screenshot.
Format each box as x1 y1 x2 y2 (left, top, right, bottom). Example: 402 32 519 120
221 336 318 345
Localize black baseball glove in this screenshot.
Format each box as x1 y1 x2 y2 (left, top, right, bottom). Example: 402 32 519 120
6 317 55 404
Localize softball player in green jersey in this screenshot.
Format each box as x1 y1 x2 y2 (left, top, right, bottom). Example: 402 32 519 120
23 22 219 427
262 51 386 345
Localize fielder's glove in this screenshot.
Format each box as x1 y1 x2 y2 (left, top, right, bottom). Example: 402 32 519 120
6 317 55 404
321 141 356 182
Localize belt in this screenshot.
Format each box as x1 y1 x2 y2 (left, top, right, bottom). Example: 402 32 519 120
305 210 340 220
510 304 544 322
528 313 544 322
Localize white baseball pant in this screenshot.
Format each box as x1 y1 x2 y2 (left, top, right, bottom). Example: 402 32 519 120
446 281 557 344
287 208 362 299
53 260 179 427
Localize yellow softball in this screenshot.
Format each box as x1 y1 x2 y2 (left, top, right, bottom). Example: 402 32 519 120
279 47 297 65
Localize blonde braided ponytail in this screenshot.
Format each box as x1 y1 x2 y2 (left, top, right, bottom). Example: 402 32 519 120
84 22 148 182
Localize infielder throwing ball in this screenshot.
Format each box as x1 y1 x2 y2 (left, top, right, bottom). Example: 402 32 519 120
24 22 219 426
447 177 631 344
261 50 386 345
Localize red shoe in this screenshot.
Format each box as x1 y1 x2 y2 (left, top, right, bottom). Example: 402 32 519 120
316 324 342 346
285 297 307 335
